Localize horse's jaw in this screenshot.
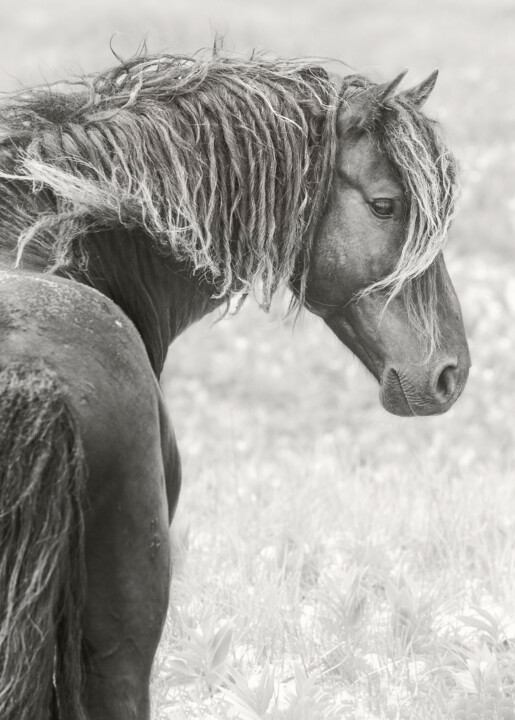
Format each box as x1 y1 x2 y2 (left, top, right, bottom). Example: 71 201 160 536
320 291 470 418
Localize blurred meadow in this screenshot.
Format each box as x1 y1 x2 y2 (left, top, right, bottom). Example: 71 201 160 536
1 0 515 717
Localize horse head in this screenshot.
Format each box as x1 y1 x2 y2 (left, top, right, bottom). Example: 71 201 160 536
303 71 470 416
0 57 471 415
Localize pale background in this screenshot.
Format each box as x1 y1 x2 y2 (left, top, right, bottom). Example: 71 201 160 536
1 2 514 717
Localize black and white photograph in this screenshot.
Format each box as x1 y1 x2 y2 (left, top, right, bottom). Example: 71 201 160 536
0 1 512 718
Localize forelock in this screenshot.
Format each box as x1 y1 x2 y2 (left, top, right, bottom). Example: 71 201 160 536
348 83 460 352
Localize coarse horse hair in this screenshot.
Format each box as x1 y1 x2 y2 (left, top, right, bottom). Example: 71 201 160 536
0 50 458 349
0 364 86 720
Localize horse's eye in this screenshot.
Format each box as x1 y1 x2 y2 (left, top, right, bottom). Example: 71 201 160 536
370 199 395 218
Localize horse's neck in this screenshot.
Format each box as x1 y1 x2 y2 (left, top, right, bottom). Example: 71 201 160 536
0 176 218 374
0 221 218 376
72 230 218 375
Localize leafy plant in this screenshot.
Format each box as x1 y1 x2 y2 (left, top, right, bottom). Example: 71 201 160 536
222 664 346 720
167 617 234 693
450 645 515 720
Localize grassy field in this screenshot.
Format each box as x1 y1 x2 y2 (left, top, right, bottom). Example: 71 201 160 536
1 1 514 718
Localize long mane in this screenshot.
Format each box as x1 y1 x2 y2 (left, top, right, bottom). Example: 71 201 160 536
0 51 458 344
0 52 339 308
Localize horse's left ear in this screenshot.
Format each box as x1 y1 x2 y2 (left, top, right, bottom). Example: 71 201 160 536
401 69 439 108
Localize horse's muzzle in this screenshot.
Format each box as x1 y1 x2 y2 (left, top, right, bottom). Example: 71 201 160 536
379 358 470 417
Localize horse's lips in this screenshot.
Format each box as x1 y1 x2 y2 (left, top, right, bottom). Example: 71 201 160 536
379 365 468 417
379 368 414 416
325 310 467 418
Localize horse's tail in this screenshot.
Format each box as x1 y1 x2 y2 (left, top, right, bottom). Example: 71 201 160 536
0 363 87 720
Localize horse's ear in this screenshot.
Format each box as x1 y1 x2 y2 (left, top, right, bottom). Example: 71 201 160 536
402 69 439 108
338 69 409 134
376 69 409 103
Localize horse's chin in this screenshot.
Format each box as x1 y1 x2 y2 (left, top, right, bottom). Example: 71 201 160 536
379 369 414 417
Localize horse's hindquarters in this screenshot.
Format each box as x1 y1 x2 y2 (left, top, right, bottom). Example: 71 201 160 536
0 270 175 720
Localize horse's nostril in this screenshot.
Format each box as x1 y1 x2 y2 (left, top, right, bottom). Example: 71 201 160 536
435 363 458 401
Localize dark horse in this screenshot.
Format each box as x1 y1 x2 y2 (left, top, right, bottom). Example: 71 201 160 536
0 53 469 719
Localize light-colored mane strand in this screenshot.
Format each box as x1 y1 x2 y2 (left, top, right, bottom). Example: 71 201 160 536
0 53 339 309
342 75 459 351
0 53 458 350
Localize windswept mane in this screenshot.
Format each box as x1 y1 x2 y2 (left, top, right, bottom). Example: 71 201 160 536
0 51 458 346
0 52 339 307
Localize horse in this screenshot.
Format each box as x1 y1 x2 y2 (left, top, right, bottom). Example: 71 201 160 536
0 52 469 719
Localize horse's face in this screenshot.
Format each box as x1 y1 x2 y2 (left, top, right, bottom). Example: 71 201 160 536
305 86 470 416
